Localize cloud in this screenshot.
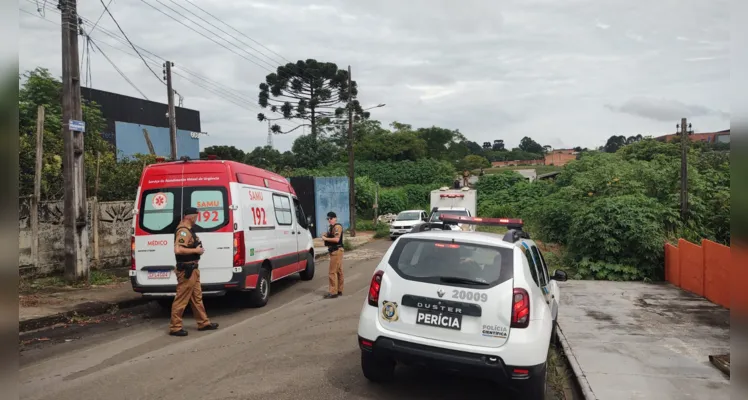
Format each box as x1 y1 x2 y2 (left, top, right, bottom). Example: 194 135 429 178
605 97 730 122
18 0 729 152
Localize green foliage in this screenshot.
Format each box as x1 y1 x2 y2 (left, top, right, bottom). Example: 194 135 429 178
291 134 341 169
460 154 491 170
286 159 454 187
354 176 377 217
373 223 390 239
356 219 376 231
354 128 427 161
518 136 544 154
200 145 246 162
378 188 408 215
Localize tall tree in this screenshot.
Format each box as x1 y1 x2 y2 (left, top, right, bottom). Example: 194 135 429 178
257 59 368 139
518 136 544 154
492 139 505 151
416 126 465 160
603 135 628 153
200 145 246 162
482 141 492 149
291 134 341 168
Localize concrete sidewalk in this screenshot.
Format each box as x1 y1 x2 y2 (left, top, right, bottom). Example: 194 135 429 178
20 232 376 332
557 281 730 400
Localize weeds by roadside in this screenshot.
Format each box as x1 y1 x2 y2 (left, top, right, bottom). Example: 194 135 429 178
19 270 128 295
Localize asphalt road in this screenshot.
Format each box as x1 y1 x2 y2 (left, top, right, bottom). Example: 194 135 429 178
20 240 567 400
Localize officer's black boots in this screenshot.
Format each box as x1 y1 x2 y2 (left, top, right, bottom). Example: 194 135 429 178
198 323 219 331
170 329 188 337
323 293 338 299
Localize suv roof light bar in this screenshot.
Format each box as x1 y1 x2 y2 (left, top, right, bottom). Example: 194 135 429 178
439 215 524 229
438 215 530 243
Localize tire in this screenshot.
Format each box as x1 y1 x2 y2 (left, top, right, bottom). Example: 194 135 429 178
516 363 547 400
361 351 395 383
299 253 315 281
550 319 558 345
247 267 270 308
156 298 173 310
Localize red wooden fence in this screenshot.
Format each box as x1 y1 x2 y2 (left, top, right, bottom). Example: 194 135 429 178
664 239 731 309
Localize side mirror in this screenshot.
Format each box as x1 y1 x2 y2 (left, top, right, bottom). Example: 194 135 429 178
551 269 568 282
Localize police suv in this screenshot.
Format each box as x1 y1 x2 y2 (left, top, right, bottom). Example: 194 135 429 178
356 215 567 399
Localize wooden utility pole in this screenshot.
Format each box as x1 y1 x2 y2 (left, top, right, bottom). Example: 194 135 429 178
347 65 356 237
31 105 45 269
61 0 89 283
678 118 691 221
164 61 177 160
93 152 101 264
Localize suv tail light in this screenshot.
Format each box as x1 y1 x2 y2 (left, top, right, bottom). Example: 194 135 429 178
233 231 245 267
511 288 530 328
368 271 384 307
130 236 136 271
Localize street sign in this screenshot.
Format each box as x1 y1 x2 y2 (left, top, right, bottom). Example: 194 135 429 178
69 119 85 133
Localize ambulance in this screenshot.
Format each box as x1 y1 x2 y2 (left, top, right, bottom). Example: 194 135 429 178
129 157 315 308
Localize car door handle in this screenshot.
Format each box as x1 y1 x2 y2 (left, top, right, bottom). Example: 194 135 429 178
291 231 296 234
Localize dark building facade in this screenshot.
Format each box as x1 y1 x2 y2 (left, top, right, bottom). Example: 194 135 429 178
82 87 202 159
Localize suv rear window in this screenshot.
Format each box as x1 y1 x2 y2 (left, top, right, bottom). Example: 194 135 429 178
388 238 514 289
139 186 229 234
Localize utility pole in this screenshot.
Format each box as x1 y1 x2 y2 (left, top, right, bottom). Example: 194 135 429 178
60 0 89 283
32 105 45 270
677 118 692 221
163 61 177 160
347 65 356 237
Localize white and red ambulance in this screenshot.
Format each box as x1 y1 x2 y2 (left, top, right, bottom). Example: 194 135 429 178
129 157 315 308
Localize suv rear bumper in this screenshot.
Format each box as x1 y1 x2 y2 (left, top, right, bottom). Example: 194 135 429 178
359 336 545 385
130 263 262 296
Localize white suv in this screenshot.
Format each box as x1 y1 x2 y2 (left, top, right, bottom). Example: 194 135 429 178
389 210 428 240
357 216 567 399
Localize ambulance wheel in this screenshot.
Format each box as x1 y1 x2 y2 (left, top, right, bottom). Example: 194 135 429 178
248 268 270 308
299 253 315 281
156 298 173 310
361 351 395 383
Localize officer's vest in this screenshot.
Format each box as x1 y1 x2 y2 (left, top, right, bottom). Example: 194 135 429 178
175 224 201 263
327 223 344 252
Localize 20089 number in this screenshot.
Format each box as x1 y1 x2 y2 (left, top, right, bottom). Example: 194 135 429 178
452 290 487 303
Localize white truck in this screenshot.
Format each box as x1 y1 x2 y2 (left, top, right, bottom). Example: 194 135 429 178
428 187 477 231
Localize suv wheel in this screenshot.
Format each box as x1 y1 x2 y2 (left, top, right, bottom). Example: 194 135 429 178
361 351 395 383
516 362 547 400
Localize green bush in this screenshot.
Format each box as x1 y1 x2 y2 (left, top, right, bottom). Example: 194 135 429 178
354 176 377 217
286 159 455 187
356 219 376 231
373 223 390 239
378 188 407 214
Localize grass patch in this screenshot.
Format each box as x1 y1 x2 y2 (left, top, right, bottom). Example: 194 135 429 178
19 270 127 295
547 345 574 399
343 239 354 251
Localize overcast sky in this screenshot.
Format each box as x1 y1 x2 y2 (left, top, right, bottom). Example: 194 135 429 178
19 0 729 152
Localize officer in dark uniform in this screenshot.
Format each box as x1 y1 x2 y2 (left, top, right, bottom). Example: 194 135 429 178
169 207 219 337
322 211 344 299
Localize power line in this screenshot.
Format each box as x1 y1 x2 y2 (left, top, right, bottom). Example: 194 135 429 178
90 0 114 34
22 2 298 130
180 0 291 65
139 0 274 72
87 35 150 99
98 0 164 85
164 0 281 69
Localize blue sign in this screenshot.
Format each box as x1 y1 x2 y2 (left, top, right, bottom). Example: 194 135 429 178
69 119 85 132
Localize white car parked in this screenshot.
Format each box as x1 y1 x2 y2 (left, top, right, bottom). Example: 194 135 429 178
357 215 567 399
389 210 428 240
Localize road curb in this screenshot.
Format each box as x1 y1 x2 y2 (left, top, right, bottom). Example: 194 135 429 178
556 322 597 400
19 296 152 334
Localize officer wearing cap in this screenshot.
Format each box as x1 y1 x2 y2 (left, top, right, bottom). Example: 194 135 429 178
322 211 344 299
169 207 219 337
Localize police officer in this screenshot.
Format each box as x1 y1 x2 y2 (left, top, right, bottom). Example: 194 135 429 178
169 207 219 337
322 211 344 299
